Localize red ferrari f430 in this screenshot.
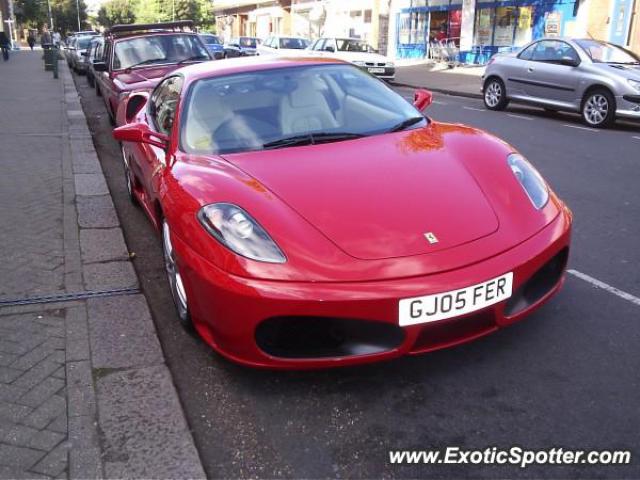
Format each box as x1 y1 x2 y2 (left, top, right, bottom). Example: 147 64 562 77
113 56 572 369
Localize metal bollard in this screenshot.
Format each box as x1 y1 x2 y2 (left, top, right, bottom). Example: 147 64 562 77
53 46 59 79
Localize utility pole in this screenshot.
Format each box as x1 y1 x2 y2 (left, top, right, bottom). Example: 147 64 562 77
47 0 53 30
76 0 81 30
172 0 175 21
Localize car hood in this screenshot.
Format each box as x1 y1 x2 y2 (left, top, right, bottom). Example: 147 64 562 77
114 65 180 87
591 62 640 80
334 51 391 64
221 125 500 260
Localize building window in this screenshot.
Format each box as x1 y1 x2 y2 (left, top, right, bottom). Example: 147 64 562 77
364 9 372 23
474 7 495 46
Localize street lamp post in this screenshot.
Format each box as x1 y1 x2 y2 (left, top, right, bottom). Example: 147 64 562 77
76 0 81 30
47 0 53 30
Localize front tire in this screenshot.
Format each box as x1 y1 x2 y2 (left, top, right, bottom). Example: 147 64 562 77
581 89 615 128
483 78 509 111
121 145 138 205
162 221 192 329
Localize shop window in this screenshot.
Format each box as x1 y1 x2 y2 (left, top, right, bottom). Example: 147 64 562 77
494 7 517 47
514 6 534 46
398 11 428 45
474 8 495 46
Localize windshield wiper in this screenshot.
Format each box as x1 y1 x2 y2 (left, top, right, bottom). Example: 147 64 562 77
177 54 210 65
124 58 167 72
388 116 426 133
262 132 365 150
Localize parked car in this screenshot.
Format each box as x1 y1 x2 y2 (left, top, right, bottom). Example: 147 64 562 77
308 37 395 81
482 37 640 128
93 20 211 124
112 56 572 369
257 35 309 56
85 36 104 87
199 33 225 59
223 36 260 57
66 32 99 73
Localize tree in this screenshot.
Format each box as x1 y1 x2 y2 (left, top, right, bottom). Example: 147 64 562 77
14 0 48 29
49 0 89 33
96 0 136 28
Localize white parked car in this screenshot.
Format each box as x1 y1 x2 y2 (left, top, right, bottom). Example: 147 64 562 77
257 35 310 56
309 37 395 81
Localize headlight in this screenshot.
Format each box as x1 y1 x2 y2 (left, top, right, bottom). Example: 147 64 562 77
352 60 366 66
197 203 286 263
507 153 549 209
628 79 640 92
387 62 395 67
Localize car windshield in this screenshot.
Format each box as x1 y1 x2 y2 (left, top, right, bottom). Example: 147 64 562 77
336 39 373 53
77 37 93 49
201 35 222 45
278 37 308 49
575 39 639 64
182 64 426 155
113 34 209 70
239 37 257 48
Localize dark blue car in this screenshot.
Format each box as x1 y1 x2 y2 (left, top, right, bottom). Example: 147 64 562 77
199 34 225 60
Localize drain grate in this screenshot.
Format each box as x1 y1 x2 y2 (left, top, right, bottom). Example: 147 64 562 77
0 287 141 307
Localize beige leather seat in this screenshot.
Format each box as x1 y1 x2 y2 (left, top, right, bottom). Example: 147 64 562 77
279 82 338 135
183 92 233 151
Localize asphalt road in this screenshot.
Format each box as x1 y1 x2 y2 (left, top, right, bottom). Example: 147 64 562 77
74 73 640 479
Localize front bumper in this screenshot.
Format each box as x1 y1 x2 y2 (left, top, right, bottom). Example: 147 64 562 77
172 207 572 369
616 94 640 119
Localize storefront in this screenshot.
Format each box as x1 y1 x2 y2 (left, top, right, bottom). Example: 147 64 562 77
395 0 463 58
392 0 578 63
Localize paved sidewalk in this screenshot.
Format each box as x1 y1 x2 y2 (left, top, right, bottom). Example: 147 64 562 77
395 63 485 98
0 51 205 479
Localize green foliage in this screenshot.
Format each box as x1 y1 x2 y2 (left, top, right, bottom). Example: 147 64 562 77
133 0 213 28
96 0 137 28
49 0 89 33
14 0 48 29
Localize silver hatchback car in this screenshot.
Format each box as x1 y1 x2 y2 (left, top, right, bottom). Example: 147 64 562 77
482 38 640 128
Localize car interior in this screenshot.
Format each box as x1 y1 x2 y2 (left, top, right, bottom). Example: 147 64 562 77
182 67 406 154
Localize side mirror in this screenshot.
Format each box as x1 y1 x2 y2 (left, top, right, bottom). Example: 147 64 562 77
413 89 433 111
559 56 580 67
81 51 87 56
93 61 108 71
324 46 335 52
113 123 169 150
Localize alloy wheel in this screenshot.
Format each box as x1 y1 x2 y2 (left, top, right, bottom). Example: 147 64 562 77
163 221 190 324
584 94 609 126
485 81 502 108
121 146 135 202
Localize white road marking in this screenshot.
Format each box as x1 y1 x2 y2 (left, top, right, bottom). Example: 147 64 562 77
463 106 485 112
563 124 599 132
432 100 448 105
632 136 640 141
568 269 640 307
507 113 533 121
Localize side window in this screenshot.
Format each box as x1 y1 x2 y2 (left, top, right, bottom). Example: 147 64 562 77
518 42 537 61
149 76 183 136
531 40 579 63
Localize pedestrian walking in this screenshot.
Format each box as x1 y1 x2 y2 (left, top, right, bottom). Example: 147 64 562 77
41 26 52 47
52 30 61 47
0 31 10 61
27 32 36 50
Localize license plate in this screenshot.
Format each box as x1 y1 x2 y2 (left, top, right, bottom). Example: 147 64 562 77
398 272 513 326
368 67 385 73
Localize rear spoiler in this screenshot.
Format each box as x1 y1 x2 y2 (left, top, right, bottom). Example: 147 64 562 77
107 20 194 37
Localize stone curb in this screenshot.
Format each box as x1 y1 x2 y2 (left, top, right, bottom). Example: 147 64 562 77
60 64 206 479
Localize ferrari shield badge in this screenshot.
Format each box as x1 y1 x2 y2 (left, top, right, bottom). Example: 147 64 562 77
424 232 439 244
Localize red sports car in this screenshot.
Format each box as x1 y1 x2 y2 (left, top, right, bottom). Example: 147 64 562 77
113 56 572 369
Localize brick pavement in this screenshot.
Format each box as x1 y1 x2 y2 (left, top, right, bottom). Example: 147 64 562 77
0 50 204 479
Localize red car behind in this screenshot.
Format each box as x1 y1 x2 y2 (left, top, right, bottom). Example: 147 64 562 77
94 21 210 124
114 57 572 369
